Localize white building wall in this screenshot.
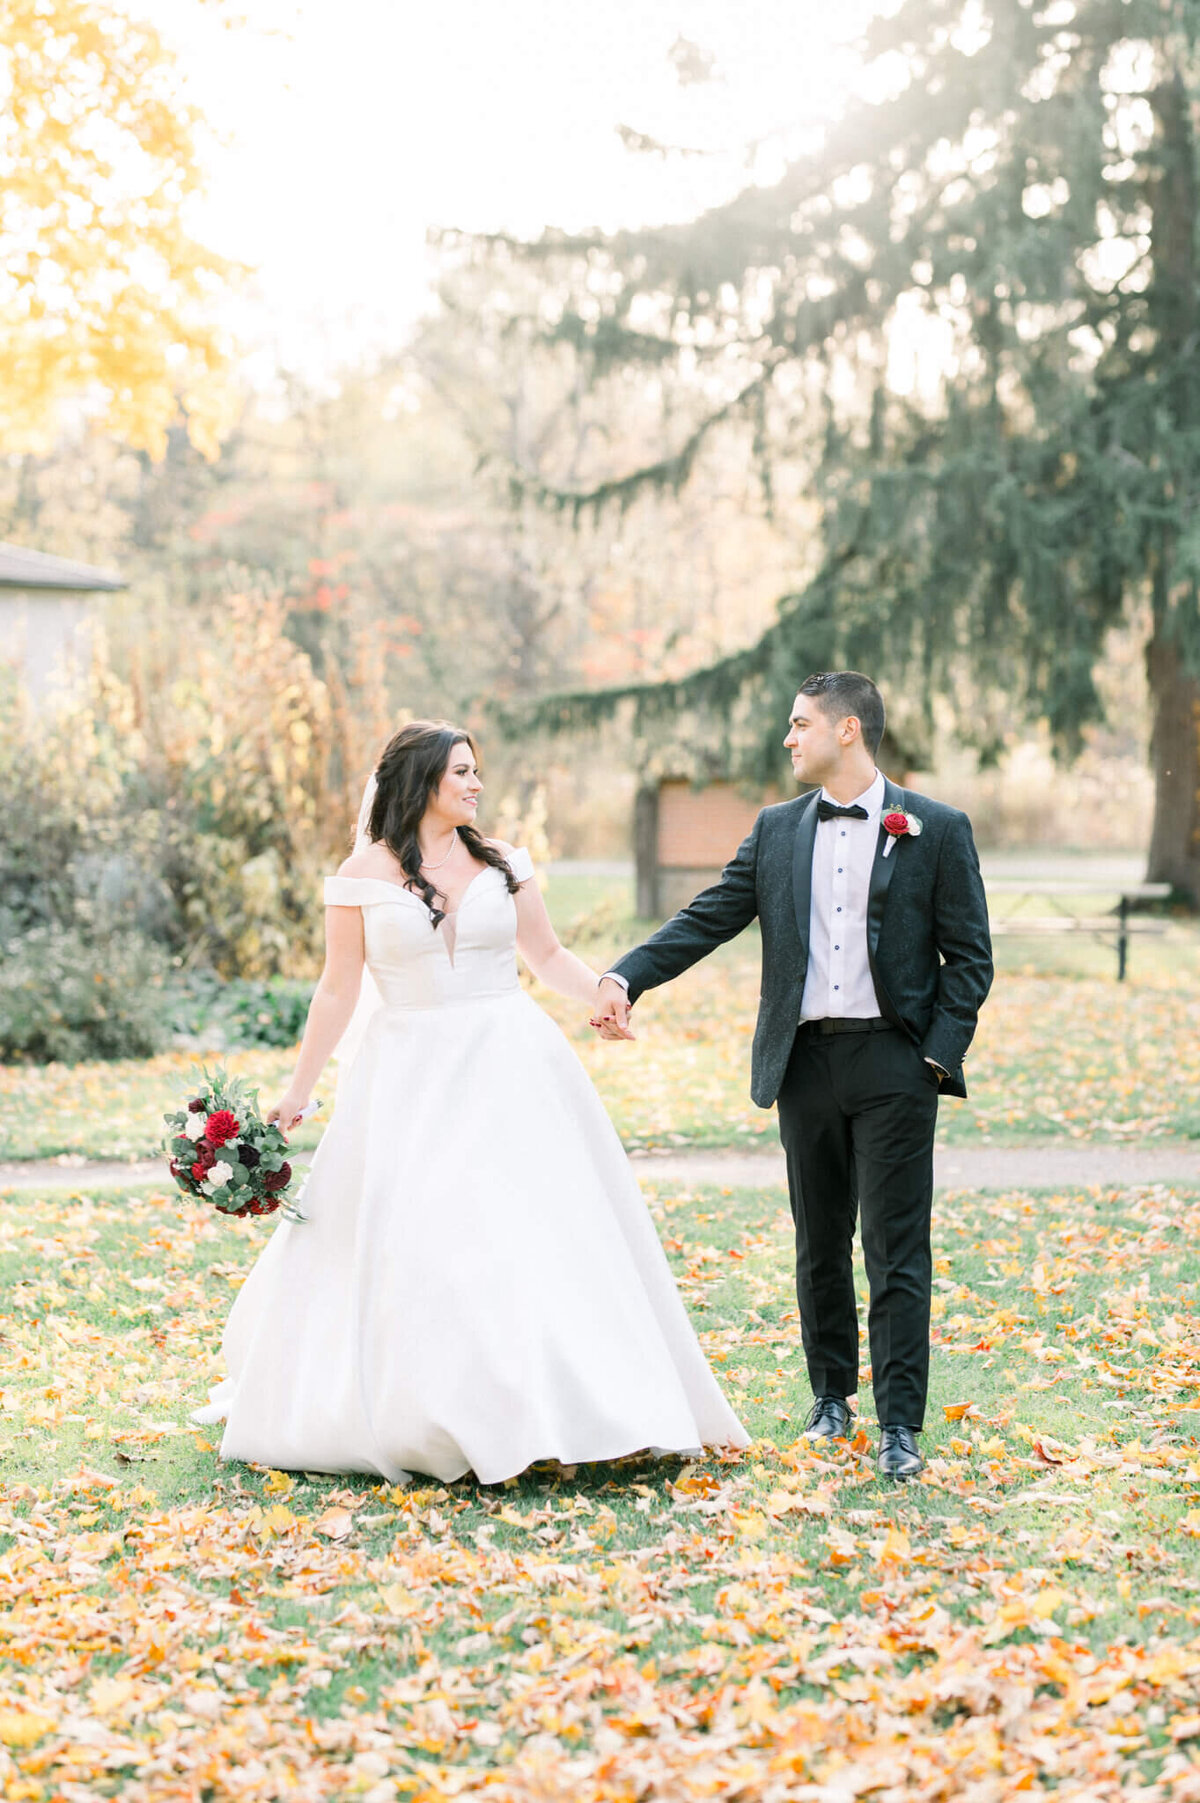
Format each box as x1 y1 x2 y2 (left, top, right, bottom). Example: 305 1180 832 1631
0 591 95 705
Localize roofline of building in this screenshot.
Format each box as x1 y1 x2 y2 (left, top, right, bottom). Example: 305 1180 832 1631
0 541 126 592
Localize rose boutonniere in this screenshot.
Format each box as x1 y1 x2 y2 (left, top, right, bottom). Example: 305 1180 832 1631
882 808 923 858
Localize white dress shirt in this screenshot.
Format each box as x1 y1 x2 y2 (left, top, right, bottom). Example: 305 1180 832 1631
799 769 886 1022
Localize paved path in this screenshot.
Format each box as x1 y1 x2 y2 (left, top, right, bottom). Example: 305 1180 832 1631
631 1143 1200 1191
3 1142 1200 1194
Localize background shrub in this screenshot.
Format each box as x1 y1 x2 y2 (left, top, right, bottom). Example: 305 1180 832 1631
0 926 171 1064
168 972 315 1049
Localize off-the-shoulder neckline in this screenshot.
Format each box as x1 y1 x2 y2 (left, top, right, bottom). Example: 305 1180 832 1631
326 856 528 914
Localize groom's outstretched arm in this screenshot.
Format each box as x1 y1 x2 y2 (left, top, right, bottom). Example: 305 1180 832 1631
923 811 994 1077
595 814 763 1035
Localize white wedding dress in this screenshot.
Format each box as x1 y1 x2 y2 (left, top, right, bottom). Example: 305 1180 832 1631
195 849 748 1483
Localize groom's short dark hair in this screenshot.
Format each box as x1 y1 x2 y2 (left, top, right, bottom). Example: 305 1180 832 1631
798 671 886 756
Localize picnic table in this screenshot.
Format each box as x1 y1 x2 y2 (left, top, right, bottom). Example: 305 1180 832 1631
985 878 1172 979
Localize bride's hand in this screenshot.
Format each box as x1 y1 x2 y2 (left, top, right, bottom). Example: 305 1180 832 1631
268 1093 310 1134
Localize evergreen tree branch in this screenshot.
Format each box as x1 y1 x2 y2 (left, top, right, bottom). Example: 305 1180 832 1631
506 356 785 521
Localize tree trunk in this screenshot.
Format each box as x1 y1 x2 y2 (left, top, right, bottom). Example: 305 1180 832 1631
634 783 660 918
1145 621 1200 904
1144 69 1200 907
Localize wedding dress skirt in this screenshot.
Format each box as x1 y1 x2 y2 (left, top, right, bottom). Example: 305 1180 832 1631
195 851 748 1483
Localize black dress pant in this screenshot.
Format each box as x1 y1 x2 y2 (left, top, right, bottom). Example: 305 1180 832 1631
775 1022 939 1428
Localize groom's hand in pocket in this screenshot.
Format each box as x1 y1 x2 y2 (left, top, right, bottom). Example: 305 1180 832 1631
592 977 637 1040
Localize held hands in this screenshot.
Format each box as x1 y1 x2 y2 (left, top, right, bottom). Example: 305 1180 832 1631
590 976 636 1041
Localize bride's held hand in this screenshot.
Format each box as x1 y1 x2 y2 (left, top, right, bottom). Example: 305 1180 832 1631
267 1093 312 1134
591 977 636 1041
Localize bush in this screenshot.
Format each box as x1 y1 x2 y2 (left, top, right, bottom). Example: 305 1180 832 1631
0 926 171 1063
168 971 314 1049
0 594 393 983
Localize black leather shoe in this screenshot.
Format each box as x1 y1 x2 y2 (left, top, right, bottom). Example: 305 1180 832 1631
877 1425 924 1480
802 1396 853 1441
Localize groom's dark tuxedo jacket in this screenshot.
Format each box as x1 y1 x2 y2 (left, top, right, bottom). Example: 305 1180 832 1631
613 777 993 1107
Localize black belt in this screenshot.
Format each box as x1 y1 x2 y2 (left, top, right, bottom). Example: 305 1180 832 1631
800 1016 894 1036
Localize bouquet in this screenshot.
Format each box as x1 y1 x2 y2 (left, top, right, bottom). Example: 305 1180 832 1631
163 1066 299 1219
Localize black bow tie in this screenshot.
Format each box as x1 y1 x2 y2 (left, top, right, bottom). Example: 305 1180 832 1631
817 799 869 822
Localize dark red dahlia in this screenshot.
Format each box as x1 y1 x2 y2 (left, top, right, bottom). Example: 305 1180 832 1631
191 1142 215 1181
262 1163 292 1193
187 1097 207 1114
238 1143 260 1168
204 1109 240 1147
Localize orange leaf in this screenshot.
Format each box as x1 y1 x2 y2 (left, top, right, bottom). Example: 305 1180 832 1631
313 1507 354 1540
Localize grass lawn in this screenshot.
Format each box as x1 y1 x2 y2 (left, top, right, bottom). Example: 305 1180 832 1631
3 1174 1200 1795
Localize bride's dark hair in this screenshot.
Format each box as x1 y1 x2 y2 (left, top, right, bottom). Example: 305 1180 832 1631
365 721 518 928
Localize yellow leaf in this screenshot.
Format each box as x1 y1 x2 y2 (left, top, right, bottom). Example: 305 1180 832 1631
0 1710 55 1748
878 1526 911 1565
379 1582 419 1617
1031 1586 1066 1618
736 1512 768 1541
260 1503 297 1536
764 1489 803 1516
88 1676 135 1716
1149 1647 1199 1684
497 1505 533 1528
262 1469 294 1497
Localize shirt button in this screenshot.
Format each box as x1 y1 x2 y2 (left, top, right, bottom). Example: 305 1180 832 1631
837 907 842 913
837 867 844 874
834 984 840 990
834 944 840 950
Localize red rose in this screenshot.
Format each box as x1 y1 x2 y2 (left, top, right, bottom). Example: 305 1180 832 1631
262 1163 292 1193
883 811 910 836
204 1109 240 1147
191 1159 211 1182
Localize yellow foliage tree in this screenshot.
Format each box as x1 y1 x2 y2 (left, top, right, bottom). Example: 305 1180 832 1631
0 0 235 457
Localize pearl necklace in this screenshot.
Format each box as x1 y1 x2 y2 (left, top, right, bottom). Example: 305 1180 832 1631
419 830 459 871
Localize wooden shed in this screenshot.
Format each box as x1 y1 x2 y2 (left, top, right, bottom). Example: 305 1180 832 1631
0 542 126 704
635 779 780 917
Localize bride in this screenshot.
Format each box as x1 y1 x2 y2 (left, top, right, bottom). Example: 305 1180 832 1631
194 720 748 1483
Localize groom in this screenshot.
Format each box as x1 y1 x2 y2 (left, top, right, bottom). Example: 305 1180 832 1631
593 672 993 1479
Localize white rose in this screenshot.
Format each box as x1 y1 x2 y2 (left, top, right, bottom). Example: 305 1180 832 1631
205 1160 234 1188
183 1112 207 1142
